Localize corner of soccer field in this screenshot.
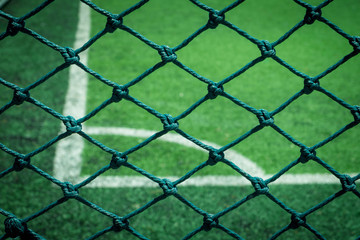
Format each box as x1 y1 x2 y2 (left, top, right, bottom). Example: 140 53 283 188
0 0 359 239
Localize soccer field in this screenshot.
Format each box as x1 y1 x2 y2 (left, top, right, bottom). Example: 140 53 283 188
0 0 360 239
55 0 360 183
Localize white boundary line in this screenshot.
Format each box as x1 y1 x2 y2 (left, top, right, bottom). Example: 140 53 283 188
53 2 356 187
53 3 89 183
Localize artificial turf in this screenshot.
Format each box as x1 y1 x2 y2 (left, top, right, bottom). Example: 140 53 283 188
0 0 359 239
84 0 360 176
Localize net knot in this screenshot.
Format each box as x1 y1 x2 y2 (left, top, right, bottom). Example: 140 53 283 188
207 151 224 166
158 45 177 63
12 89 30 105
6 18 25 36
13 156 30 172
110 153 127 169
251 177 269 195
256 109 274 127
202 215 219 231
4 217 27 238
290 214 306 229
340 174 356 192
161 114 179 131
351 105 360 123
349 36 360 52
258 40 276 58
61 182 79 198
112 217 129 232
159 178 177 196
61 47 79 64
111 86 129 102
304 7 321 24
299 147 316 164
303 78 319 94
207 84 224 99
63 116 82 133
207 11 225 29
106 16 123 33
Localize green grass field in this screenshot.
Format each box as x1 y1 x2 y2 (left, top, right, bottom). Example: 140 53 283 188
82 0 360 177
0 0 359 239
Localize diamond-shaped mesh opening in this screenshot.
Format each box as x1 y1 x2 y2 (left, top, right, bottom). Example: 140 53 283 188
130 64 207 116
275 91 354 146
226 0 304 42
178 185 254 214
321 0 360 36
230 127 300 174
220 195 288 239
0 167 62 218
24 0 79 46
84 72 118 114
276 21 353 76
0 102 60 153
87 27 159 83
0 34 64 87
315 126 360 173
29 69 70 114
125 0 206 46
180 96 258 146
270 183 341 213
79 187 165 221
225 59 303 110
177 25 260 81
307 192 360 240
80 135 134 176
0 0 44 19
320 55 360 104
85 96 162 129
130 197 202 239
29 199 111 239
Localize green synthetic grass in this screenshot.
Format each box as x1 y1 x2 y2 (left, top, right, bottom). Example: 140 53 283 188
0 0 359 239
83 0 360 176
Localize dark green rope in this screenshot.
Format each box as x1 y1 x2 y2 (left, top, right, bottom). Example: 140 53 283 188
0 0 359 239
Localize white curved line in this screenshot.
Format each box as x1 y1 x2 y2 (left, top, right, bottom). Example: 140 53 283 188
84 126 265 176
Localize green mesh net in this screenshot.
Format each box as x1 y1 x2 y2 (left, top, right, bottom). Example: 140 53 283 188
0 0 359 239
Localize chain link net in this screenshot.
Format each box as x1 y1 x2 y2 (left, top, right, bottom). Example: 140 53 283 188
0 0 359 239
